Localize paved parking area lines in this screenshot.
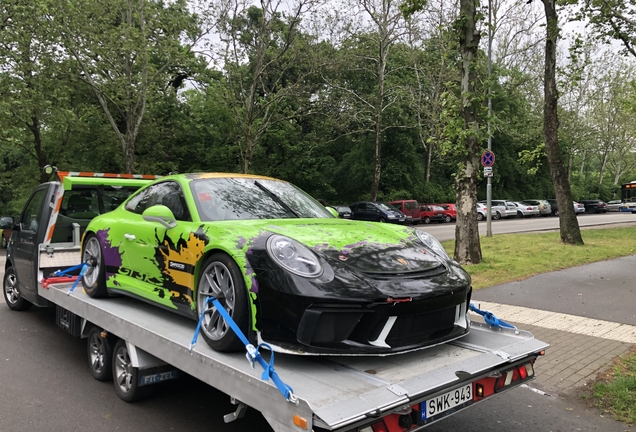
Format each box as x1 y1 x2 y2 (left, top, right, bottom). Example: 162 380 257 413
474 301 636 344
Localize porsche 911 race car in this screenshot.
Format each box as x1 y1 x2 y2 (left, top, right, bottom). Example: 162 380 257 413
81 173 472 355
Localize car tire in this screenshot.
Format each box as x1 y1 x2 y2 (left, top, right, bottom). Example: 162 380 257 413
112 339 154 402
82 234 108 298
87 327 114 382
379 218 386 223
494 211 501 220
477 212 484 221
517 211 523 218
444 215 452 223
1 236 6 248
3 266 33 311
197 253 249 352
423 216 431 224
555 210 559 216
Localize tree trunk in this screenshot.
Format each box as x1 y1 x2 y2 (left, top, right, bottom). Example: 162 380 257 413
370 32 388 201
454 0 482 264
542 0 583 245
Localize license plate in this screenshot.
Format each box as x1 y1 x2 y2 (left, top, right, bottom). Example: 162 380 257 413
421 384 473 421
139 370 179 386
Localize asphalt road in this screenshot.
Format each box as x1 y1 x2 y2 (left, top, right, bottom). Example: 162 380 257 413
1 302 630 432
418 211 636 241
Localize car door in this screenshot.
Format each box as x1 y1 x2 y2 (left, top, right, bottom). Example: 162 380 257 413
118 181 196 311
13 184 53 302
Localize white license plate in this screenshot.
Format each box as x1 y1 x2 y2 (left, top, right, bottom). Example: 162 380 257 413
421 384 473 420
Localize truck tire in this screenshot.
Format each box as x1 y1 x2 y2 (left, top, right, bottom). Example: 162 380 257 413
196 253 249 352
82 234 108 298
3 266 33 311
112 339 154 402
87 327 114 381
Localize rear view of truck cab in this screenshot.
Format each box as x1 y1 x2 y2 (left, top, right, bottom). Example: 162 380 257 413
2 171 156 311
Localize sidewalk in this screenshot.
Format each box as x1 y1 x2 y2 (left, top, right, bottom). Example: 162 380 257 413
473 255 636 395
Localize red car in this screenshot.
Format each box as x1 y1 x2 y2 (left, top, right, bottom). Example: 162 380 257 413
436 203 457 223
419 205 446 224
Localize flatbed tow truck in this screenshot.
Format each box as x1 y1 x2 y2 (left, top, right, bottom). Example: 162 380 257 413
2 171 548 432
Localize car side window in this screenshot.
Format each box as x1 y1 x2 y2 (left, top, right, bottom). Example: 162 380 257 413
20 189 46 233
126 182 191 221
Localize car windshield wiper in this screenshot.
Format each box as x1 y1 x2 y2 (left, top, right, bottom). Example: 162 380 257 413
254 181 300 218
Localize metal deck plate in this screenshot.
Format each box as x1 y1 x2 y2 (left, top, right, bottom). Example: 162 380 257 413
40 283 548 431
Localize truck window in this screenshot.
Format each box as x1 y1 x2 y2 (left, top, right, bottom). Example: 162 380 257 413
20 189 46 232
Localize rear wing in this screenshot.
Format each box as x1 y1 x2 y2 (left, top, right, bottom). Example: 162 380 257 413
44 171 162 245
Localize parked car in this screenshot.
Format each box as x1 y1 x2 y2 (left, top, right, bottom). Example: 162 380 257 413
519 199 551 216
579 199 608 213
436 203 457 223
388 199 421 224
0 216 14 248
574 201 586 214
514 202 539 218
331 205 352 219
350 201 407 224
419 204 446 224
606 200 623 212
476 203 496 221
477 200 517 219
79 172 472 355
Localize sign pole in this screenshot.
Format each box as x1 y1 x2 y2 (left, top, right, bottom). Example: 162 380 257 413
486 0 493 237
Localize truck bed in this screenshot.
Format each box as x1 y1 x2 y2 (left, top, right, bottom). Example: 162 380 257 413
39 282 548 432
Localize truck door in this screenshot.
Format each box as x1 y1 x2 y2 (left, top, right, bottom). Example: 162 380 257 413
13 184 53 301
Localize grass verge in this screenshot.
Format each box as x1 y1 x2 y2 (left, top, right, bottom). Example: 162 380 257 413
441 226 636 289
587 348 636 425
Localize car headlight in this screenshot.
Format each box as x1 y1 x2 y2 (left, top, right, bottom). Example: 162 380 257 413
267 235 322 277
414 230 451 260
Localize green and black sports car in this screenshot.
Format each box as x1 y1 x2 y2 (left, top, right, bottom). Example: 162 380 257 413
81 173 472 355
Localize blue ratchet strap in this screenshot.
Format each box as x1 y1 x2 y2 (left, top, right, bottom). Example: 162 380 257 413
67 263 89 296
470 303 516 329
50 262 87 277
190 297 296 402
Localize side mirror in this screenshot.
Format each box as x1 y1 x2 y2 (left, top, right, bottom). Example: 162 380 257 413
325 206 339 218
142 205 177 229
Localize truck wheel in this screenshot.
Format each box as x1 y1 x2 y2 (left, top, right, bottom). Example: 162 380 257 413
112 339 154 402
196 253 249 352
82 234 108 298
423 216 431 224
87 327 114 381
3 266 32 311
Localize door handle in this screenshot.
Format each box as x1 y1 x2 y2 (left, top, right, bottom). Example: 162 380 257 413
124 233 136 241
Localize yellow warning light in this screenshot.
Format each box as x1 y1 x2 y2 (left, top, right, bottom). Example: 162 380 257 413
293 415 307 429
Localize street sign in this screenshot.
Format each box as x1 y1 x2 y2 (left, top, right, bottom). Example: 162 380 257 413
483 167 492 173
481 150 495 167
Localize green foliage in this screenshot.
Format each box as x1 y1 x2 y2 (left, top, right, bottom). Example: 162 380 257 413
591 350 636 425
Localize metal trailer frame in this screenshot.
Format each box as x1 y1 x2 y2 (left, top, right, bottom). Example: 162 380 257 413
38 276 548 432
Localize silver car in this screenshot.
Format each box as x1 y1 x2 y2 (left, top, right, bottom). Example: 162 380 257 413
573 201 585 214
521 199 551 216
514 201 540 218
607 200 623 212
478 200 517 220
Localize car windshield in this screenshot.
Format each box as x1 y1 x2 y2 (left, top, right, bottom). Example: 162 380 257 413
377 202 398 211
190 178 333 221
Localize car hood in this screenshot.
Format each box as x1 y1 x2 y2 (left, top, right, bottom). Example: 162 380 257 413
226 218 445 274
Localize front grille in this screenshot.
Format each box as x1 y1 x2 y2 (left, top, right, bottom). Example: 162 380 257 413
311 312 363 343
362 264 447 280
385 306 457 347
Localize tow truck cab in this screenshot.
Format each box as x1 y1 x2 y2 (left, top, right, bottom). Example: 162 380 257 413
3 172 156 307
